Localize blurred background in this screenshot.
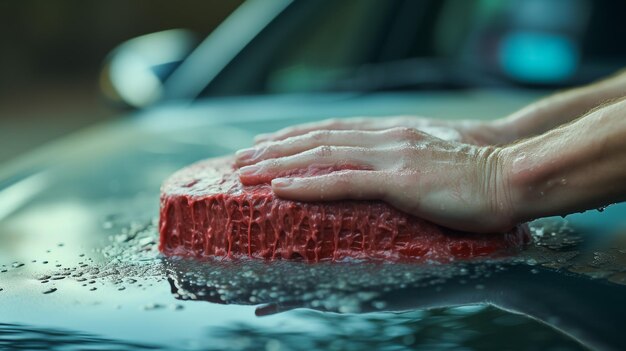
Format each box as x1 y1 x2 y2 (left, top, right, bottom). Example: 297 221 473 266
2 0 626 164
0 1 242 163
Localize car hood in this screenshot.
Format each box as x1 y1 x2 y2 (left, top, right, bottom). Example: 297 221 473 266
2 90 626 350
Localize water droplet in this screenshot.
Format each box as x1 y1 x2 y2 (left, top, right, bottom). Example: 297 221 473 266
143 303 165 311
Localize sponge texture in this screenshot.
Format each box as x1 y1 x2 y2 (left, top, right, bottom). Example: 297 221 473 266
159 156 530 262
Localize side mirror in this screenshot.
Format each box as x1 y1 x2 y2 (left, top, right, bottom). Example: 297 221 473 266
100 29 198 109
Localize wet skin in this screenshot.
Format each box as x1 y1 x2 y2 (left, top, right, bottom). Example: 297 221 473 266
236 70 626 233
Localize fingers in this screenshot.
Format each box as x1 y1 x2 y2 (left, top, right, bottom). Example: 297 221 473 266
236 130 390 167
239 146 380 185
270 170 386 201
254 117 373 144
254 119 346 144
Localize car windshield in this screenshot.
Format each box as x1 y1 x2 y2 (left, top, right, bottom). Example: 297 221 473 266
199 0 626 97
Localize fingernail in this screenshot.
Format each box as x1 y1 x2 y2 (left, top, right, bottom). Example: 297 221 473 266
271 178 293 188
239 165 260 176
235 148 256 160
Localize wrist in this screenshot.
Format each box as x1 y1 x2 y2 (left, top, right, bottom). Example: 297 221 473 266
497 141 545 225
475 145 518 231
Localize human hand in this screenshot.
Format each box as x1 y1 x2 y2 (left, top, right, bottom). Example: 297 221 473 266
253 116 502 146
237 127 515 233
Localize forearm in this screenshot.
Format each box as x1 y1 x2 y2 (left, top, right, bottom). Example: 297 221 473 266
501 98 626 223
489 69 626 144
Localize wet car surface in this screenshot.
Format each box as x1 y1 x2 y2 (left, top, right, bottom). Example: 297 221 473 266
2 92 626 350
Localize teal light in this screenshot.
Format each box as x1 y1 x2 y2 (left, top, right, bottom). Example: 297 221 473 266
499 31 579 83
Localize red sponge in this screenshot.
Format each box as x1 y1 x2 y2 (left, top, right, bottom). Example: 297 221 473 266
159 156 530 262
